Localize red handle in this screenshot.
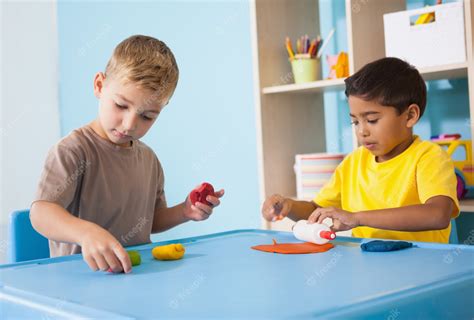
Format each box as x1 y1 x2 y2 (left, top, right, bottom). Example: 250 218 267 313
320 230 336 240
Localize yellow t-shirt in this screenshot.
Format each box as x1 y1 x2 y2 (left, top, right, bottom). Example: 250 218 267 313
314 136 460 243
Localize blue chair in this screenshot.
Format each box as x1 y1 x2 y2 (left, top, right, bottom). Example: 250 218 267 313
9 209 50 263
449 218 459 244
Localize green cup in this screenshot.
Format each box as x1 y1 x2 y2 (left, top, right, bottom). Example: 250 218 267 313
290 58 320 84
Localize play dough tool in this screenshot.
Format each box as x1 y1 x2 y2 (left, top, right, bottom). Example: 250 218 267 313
190 182 215 206
152 243 185 260
293 220 336 245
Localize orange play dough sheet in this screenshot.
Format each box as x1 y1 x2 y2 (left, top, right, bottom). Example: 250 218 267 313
251 239 334 254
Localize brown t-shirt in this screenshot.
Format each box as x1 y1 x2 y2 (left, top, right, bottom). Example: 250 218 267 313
33 125 166 257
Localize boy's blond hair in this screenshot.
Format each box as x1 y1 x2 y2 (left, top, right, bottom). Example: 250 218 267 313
105 35 179 98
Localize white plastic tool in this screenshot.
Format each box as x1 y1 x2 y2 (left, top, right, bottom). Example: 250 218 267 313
293 220 336 245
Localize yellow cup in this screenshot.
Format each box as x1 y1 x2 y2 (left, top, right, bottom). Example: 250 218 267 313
290 58 320 84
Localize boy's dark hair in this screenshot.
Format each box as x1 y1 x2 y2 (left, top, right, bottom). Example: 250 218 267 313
345 57 426 117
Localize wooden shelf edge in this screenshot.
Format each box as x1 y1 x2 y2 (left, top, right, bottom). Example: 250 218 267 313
261 62 469 95
460 199 474 213
419 62 469 81
262 78 346 95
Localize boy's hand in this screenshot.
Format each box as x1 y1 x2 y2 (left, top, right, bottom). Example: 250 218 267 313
183 188 225 221
79 224 132 273
308 207 358 232
261 194 292 222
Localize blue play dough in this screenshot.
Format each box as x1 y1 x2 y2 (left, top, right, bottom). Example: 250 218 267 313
361 240 413 252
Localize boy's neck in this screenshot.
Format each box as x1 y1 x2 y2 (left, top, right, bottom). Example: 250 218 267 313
376 135 416 163
89 120 107 140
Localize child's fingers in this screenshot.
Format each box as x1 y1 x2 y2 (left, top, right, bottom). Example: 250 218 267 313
307 215 316 224
262 195 284 221
206 196 220 207
330 221 343 232
281 201 292 217
316 212 330 224
269 195 279 209
189 212 208 221
94 253 109 271
308 208 324 224
271 200 288 221
215 189 225 198
263 204 276 221
83 253 99 272
194 202 212 215
191 204 212 221
185 208 202 221
103 250 123 273
271 214 285 222
114 246 132 273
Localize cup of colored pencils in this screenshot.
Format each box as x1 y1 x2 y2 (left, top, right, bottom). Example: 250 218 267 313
285 35 323 84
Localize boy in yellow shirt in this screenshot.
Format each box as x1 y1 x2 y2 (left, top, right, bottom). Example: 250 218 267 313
31 35 224 273
262 57 459 243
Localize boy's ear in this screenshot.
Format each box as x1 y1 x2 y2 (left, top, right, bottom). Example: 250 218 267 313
406 104 420 128
93 72 106 98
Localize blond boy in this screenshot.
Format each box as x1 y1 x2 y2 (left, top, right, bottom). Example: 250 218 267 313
31 35 224 273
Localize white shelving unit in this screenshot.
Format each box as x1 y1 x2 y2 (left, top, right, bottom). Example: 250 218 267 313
250 0 474 231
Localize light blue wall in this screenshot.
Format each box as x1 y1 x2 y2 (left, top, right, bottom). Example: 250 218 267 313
56 0 471 243
319 0 471 155
57 0 261 241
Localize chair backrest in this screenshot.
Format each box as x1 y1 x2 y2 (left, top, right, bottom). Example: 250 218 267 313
9 209 50 263
449 218 459 245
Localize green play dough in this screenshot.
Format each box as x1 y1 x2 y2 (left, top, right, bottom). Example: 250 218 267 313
127 250 141 266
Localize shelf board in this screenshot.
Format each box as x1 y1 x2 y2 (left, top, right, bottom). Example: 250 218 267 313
419 62 468 81
262 62 469 95
460 199 474 213
262 78 346 95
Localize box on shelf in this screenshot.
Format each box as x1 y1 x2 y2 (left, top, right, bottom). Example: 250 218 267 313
383 2 466 69
294 153 345 201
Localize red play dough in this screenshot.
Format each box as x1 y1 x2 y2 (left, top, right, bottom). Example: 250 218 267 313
251 239 334 254
190 182 215 206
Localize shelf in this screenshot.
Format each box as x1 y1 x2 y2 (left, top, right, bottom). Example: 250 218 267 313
419 62 469 81
253 0 474 234
261 62 469 95
262 78 346 95
460 199 474 213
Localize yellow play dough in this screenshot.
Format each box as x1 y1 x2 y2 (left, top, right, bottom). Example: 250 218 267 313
152 243 185 260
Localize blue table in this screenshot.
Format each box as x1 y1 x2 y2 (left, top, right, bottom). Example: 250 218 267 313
1 229 473 319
